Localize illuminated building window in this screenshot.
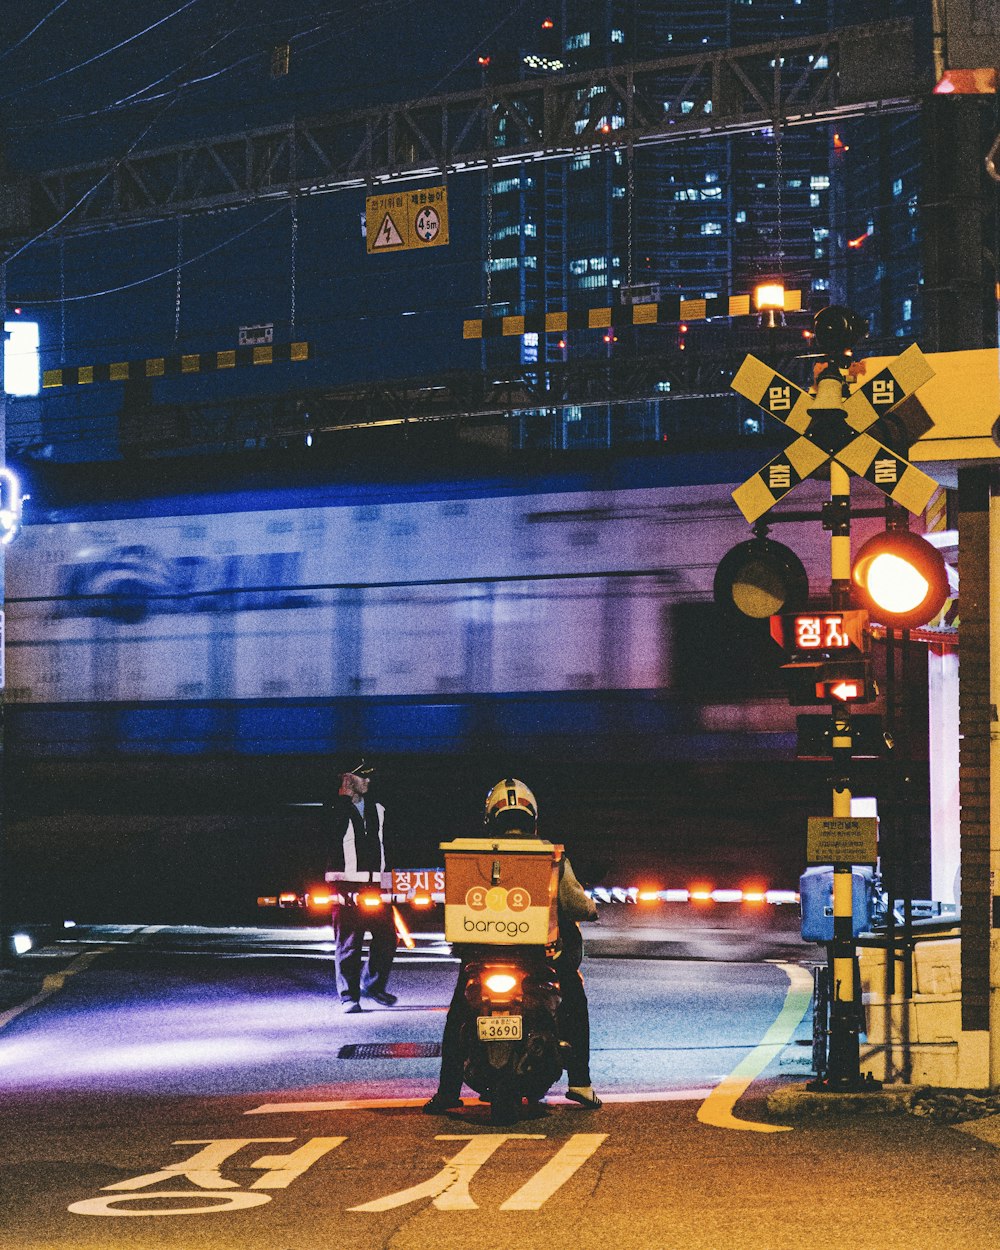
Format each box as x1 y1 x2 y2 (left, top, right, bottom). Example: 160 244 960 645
810 175 830 189
522 332 539 363
902 299 912 322
813 227 829 240
612 185 625 198
701 222 722 235
492 177 533 194
486 256 537 272
5 320 39 396
566 32 590 48
893 178 903 196
611 28 624 42
810 193 821 207
813 278 829 291
735 210 747 222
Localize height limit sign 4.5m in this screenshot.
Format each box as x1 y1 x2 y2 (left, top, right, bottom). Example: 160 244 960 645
366 186 450 254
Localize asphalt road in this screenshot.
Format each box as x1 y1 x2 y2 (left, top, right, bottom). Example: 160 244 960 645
0 927 996 1249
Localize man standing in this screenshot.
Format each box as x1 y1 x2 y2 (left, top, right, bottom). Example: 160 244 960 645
325 760 398 1013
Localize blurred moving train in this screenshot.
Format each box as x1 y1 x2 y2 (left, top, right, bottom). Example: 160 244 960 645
5 455 889 758
1 451 912 923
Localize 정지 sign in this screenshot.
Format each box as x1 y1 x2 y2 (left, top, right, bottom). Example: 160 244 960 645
807 816 878 865
366 186 450 253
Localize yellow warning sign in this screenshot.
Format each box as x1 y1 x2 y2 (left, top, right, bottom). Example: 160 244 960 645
806 816 878 865
366 185 449 254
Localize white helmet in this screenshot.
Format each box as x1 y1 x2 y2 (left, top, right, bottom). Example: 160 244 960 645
484 778 538 835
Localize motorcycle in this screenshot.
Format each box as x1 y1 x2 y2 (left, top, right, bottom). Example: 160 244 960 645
456 947 565 1124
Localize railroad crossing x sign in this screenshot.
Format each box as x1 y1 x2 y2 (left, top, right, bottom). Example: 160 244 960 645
730 344 940 523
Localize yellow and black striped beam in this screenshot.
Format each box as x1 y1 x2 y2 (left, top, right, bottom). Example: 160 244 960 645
42 341 310 390
924 487 958 629
462 290 802 339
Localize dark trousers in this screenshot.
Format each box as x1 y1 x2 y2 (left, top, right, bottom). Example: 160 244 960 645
436 951 592 1097
332 899 398 1001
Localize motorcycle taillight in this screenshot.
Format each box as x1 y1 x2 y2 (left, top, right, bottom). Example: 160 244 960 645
482 970 521 997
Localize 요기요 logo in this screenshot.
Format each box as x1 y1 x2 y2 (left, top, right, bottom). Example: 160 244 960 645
465 885 530 912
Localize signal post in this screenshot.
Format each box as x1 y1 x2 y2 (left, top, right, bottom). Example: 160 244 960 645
725 305 945 1089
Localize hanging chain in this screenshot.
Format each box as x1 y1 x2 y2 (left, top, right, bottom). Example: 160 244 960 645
774 125 785 275
485 167 494 308
484 86 495 309
59 236 66 363
626 142 635 290
174 217 184 342
290 199 298 335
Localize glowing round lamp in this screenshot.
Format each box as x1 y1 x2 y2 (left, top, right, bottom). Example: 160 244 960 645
851 530 948 629
754 283 785 312
713 537 809 619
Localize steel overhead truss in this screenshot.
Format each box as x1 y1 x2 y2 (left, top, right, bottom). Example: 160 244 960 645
13 20 919 239
42 352 789 458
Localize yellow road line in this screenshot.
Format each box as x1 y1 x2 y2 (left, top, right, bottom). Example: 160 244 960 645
696 961 814 1133
0 947 112 1032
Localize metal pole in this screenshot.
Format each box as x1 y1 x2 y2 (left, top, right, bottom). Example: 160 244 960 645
884 627 897 998
825 452 865 1087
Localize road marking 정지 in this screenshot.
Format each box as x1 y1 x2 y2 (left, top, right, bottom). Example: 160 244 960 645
349 1134 544 1212
498 1134 608 1210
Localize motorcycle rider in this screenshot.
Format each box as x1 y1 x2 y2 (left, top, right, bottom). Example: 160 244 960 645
424 777 602 1113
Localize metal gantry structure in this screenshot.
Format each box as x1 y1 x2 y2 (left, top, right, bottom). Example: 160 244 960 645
1 20 921 240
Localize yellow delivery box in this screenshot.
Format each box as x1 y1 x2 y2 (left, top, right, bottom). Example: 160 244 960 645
440 837 563 946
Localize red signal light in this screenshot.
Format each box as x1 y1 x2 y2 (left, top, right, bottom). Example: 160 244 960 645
478 55 491 66
541 17 554 28
851 530 949 629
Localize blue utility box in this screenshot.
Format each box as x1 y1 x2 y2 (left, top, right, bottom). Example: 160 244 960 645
800 865 876 943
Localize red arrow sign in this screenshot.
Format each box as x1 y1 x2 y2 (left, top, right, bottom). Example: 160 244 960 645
827 680 860 701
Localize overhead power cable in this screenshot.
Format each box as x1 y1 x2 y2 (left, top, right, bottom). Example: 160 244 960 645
0 0 75 67
15 206 287 303
0 0 206 103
